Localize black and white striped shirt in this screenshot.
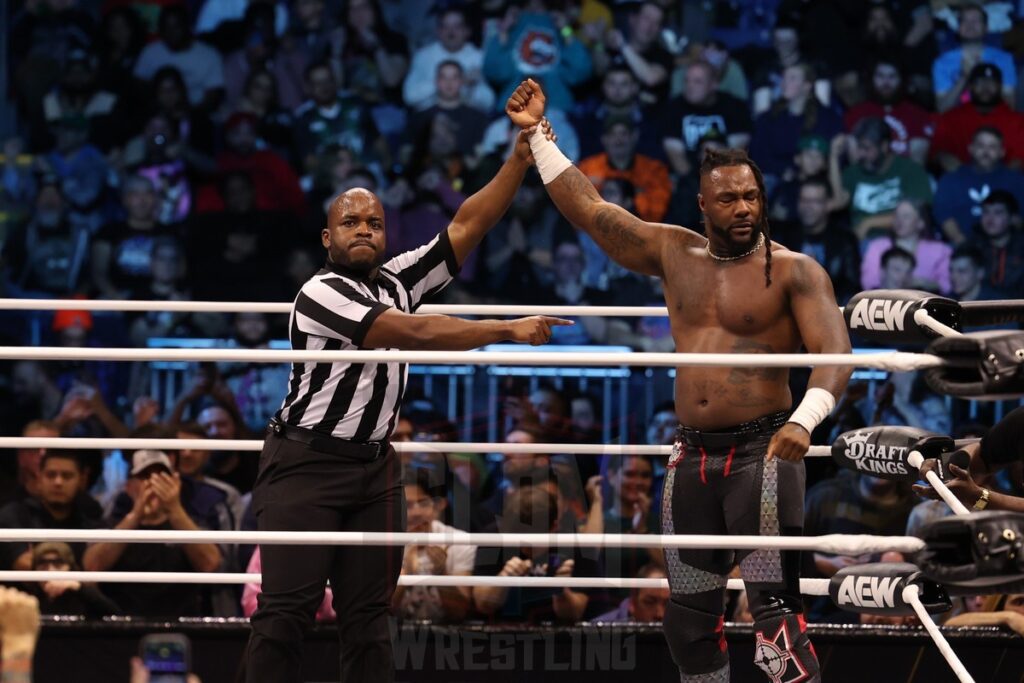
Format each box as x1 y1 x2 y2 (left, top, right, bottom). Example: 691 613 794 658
276 230 459 440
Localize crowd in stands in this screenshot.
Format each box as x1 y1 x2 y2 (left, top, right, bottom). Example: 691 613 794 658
1 0 1024 634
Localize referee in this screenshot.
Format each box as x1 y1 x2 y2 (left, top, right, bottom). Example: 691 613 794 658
244 125 570 683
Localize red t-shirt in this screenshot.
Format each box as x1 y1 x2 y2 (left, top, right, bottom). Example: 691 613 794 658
931 102 1024 163
844 101 935 157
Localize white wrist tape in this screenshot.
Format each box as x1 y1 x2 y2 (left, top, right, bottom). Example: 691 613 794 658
529 124 572 184
787 388 836 435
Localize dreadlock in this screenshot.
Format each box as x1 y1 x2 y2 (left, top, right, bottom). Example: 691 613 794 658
699 147 772 287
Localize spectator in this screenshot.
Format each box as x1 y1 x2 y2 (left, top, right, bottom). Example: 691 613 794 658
673 40 748 103
210 113 306 219
83 449 222 617
832 117 933 241
236 69 295 157
950 244 1004 302
175 422 244 528
11 421 61 504
931 63 1024 172
874 371 953 436
933 3 1016 112
591 2 672 104
945 594 1024 635
91 175 183 300
572 65 660 161
768 134 833 224
482 423 553 519
0 451 103 570
934 126 1024 244
661 60 752 177
472 484 597 623
535 240 611 345
403 6 494 112
406 60 487 160
781 179 860 302
646 402 677 447
9 365 65 434
96 7 145 97
196 402 256 495
861 199 952 294
602 455 660 582
483 1 592 114
594 564 669 622
579 116 671 222
392 466 475 622
803 471 916 622
750 62 843 192
3 180 90 297
859 4 936 91
337 0 409 103
24 541 119 617
126 238 196 345
39 113 110 234
843 58 934 166
569 393 601 444
877 246 916 290
133 6 225 112
977 190 1024 296
219 313 291 432
285 0 344 70
145 67 217 160
292 62 384 175
748 22 813 116
38 48 118 153
118 114 194 224
242 547 336 620
221 4 306 115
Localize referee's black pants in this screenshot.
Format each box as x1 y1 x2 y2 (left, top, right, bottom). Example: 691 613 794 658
244 430 405 683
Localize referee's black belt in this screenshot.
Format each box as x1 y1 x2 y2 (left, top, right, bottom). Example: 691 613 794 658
267 418 389 461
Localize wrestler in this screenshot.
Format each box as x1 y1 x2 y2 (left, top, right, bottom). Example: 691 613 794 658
506 80 852 682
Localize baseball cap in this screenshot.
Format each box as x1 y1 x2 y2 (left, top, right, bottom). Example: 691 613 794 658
32 542 76 568
798 134 829 155
602 113 636 133
982 189 1019 213
130 449 173 476
969 63 1002 84
52 309 93 332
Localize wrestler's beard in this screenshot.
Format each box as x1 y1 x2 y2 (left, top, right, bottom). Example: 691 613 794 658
707 219 761 254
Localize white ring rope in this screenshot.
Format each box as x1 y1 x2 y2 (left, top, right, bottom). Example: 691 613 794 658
0 529 925 555
0 436 834 459
0 346 941 371
903 584 975 683
0 299 672 317
0 571 829 595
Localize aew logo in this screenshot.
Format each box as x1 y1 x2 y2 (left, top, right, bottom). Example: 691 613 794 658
836 575 901 609
848 298 915 332
842 431 909 476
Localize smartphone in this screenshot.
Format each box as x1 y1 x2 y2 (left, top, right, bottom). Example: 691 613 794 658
139 633 191 683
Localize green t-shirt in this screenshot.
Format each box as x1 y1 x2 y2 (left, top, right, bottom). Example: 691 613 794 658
842 156 933 227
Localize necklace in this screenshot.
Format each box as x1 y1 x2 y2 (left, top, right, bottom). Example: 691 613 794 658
706 233 764 262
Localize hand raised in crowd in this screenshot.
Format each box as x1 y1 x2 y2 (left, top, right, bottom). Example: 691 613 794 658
585 475 603 507
505 78 546 129
498 556 532 577
508 316 574 345
148 472 184 514
631 491 652 533
422 546 447 574
766 423 811 462
132 396 160 428
42 580 81 600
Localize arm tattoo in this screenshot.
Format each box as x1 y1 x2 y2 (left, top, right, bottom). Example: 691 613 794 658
593 206 647 255
554 166 602 203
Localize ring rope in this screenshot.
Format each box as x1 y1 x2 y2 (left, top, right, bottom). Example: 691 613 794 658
0 347 941 371
0 529 924 555
904 584 975 683
0 570 829 595
0 436 837 458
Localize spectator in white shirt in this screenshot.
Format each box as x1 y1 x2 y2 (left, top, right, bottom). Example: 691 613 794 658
134 6 225 112
402 6 494 112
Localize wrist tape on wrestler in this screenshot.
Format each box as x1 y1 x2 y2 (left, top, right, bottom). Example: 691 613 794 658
787 388 835 435
529 123 572 184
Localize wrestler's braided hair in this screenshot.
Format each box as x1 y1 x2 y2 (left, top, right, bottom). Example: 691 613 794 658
699 148 772 287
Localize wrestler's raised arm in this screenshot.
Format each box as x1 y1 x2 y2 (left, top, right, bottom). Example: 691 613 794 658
506 79 705 278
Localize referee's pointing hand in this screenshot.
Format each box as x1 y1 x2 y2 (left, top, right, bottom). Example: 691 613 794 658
511 316 574 345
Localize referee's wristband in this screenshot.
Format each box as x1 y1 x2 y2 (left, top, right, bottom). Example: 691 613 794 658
787 388 836 435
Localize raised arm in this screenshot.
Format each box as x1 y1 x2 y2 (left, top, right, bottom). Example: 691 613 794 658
506 79 704 277
446 128 534 266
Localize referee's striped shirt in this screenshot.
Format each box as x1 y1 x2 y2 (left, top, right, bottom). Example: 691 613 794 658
275 230 459 440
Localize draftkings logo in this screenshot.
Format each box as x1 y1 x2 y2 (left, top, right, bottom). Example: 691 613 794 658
841 431 909 476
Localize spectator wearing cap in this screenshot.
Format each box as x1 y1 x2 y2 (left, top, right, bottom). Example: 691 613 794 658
571 65 660 161
860 199 952 294
843 58 935 166
768 133 832 224
931 63 1024 172
578 116 670 222
831 117 932 242
0 451 103 571
403 5 494 112
24 542 120 617
976 190 1024 296
933 126 1024 244
950 244 1005 303
933 3 1016 113
482 1 592 114
133 6 225 112
38 48 118 152
83 449 222 617
91 174 184 300
660 60 752 178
